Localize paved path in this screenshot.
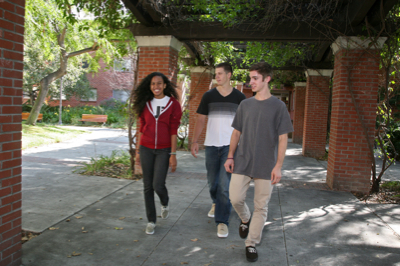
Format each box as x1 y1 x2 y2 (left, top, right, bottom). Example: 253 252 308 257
21 127 400 265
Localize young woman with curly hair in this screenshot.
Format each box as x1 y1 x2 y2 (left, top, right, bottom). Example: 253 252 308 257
133 72 182 235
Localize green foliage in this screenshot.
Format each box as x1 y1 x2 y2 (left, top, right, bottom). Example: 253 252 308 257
100 98 128 116
38 104 90 123
375 2 400 165
178 109 189 150
24 0 136 121
25 102 129 128
383 119 400 161
74 150 133 179
381 181 400 192
244 42 313 68
100 98 129 128
167 0 270 27
167 0 343 30
57 0 136 38
63 73 96 101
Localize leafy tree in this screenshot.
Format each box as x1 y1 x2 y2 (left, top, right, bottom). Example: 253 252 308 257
24 0 135 125
370 2 400 194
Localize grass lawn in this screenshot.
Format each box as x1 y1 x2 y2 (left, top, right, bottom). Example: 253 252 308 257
22 123 88 150
22 123 137 180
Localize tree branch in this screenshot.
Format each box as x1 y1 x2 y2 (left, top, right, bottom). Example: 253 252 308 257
67 44 99 58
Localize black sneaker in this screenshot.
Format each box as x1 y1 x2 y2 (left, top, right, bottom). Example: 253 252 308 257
246 246 258 262
239 220 250 239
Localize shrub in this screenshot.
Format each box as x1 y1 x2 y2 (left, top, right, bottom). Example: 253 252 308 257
387 120 400 160
24 102 129 128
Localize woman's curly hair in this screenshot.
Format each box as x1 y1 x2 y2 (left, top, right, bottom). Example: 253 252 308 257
132 72 178 116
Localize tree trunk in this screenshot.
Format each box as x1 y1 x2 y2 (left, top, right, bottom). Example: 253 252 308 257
370 178 381 193
25 26 99 125
26 73 62 125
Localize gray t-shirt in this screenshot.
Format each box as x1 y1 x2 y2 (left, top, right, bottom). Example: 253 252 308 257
231 96 294 180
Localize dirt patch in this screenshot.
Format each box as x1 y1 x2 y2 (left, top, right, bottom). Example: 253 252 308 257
352 181 400 204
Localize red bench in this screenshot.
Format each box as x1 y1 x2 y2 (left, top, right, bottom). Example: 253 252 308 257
79 114 108 125
22 113 43 122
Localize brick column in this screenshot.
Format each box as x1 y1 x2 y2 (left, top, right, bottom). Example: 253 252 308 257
188 67 214 150
302 69 332 158
327 36 386 193
135 36 181 84
292 82 306 144
0 1 24 265
134 36 182 174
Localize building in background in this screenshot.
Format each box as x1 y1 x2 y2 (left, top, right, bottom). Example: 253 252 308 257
46 56 136 107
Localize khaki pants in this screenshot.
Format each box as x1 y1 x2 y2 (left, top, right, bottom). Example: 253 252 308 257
229 174 273 247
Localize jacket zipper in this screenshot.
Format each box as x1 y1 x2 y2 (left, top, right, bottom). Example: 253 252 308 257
155 117 159 149
147 99 173 149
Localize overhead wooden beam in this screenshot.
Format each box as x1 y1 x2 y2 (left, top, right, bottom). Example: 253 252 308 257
182 41 204 62
312 42 331 62
347 0 377 26
121 0 154 27
367 0 398 26
130 22 366 42
142 2 163 23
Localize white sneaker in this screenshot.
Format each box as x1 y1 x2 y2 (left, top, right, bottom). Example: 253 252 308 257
161 205 169 219
217 223 229 238
146 222 156 235
208 203 216 218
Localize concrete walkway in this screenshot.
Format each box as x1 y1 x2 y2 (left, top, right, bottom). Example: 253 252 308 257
21 127 400 265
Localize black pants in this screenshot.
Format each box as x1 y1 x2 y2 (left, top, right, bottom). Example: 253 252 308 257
140 145 171 223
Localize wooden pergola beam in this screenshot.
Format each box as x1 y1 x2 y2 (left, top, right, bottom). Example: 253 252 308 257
121 0 155 27
129 22 366 42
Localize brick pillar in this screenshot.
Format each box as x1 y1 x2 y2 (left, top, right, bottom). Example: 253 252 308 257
188 67 214 150
134 36 182 174
327 36 386 193
0 1 24 265
302 69 333 158
292 82 306 144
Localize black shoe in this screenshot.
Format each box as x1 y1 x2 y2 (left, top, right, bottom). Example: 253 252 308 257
239 220 250 239
246 246 258 262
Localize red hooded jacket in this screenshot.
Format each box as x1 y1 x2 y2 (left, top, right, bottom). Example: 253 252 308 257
139 97 182 149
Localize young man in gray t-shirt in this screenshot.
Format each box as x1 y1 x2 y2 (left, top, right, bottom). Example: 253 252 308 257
224 62 293 263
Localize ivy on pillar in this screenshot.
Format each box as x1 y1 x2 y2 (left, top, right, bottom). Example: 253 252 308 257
327 36 386 193
134 36 182 175
292 82 307 145
302 69 333 158
188 67 214 150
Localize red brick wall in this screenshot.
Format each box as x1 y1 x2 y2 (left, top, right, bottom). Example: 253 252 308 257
240 83 253 98
137 46 179 85
242 88 253 99
188 69 213 150
134 45 179 174
292 84 306 144
48 59 134 107
327 48 381 193
302 74 331 158
0 1 24 265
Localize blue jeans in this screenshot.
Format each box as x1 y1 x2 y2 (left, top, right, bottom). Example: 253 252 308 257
205 145 232 226
140 145 171 223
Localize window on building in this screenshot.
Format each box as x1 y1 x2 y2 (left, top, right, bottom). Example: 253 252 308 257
114 58 133 72
81 89 97 102
82 61 89 69
113 90 130 102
